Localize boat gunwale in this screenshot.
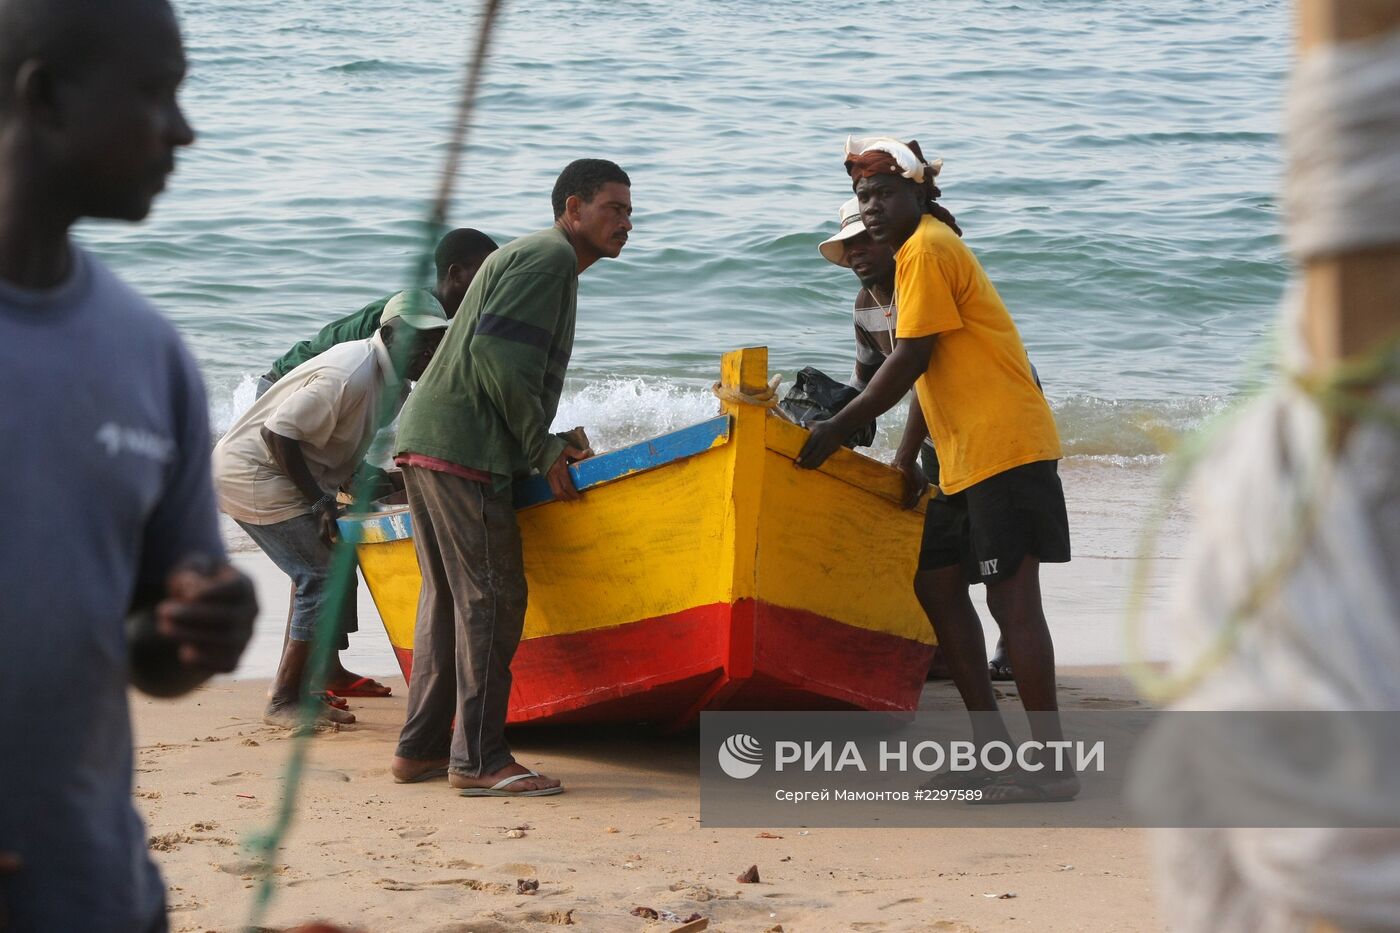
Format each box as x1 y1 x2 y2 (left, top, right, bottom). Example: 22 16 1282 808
338 413 732 543
763 416 929 515
339 400 928 545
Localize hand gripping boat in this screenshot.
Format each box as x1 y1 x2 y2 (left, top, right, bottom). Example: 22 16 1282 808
338 347 935 727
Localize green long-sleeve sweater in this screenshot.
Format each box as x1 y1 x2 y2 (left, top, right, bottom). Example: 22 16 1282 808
395 227 576 485
268 295 390 378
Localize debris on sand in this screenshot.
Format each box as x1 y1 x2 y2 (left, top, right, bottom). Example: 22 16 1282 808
669 919 708 932
147 832 192 851
736 865 760 884
516 878 539 895
667 882 739 903
631 906 704 924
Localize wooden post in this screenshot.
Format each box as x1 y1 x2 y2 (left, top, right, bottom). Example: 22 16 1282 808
715 346 768 603
718 346 770 400
1296 0 1400 366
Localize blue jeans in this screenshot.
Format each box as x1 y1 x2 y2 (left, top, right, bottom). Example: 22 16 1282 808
236 514 357 647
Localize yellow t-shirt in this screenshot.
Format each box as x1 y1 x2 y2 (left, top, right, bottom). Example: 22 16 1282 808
894 215 1061 494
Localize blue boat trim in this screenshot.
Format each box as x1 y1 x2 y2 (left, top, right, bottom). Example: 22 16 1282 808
514 414 731 509
338 414 731 543
337 504 415 545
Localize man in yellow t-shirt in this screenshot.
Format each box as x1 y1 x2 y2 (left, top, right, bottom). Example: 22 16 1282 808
797 136 1075 803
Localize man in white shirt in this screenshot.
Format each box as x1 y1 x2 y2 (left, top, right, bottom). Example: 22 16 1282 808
214 289 447 727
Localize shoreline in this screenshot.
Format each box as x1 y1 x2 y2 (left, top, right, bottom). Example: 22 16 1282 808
136 670 1158 933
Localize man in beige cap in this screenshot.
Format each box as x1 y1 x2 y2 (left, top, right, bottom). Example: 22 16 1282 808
214 289 448 727
820 195 904 390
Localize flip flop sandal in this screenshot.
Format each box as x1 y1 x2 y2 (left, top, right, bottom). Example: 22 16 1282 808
458 770 564 798
919 767 1002 793
325 676 393 698
971 773 1079 805
988 659 1015 681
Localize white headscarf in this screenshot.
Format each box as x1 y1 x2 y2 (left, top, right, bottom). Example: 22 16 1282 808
844 135 944 184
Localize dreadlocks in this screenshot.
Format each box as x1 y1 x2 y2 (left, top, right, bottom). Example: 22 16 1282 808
905 140 962 238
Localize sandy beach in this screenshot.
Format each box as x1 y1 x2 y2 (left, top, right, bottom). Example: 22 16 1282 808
134 666 1158 933
130 457 1180 932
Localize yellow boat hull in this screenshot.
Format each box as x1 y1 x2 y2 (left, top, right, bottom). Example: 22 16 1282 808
342 348 935 726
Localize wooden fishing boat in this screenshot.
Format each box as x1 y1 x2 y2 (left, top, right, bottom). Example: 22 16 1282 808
339 347 935 727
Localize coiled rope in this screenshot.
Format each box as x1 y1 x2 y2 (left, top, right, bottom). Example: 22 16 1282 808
711 373 784 408
1125 25 1400 704
1127 21 1400 933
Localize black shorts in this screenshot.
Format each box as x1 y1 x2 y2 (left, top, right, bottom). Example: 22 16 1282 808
918 459 1071 584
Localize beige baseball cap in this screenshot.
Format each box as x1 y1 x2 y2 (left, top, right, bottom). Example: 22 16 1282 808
818 197 867 267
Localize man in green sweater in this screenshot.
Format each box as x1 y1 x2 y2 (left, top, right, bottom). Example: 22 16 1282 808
389 159 633 796
256 227 498 397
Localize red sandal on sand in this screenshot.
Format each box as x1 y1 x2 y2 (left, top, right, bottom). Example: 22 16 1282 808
325 677 393 698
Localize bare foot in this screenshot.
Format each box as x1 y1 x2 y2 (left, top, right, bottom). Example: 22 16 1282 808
449 762 562 795
262 696 355 729
390 756 450 784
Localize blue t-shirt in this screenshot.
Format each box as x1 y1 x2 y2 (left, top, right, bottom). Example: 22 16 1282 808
0 246 224 932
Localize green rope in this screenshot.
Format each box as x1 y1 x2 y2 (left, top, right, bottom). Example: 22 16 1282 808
241 2 504 928
1125 333 1400 703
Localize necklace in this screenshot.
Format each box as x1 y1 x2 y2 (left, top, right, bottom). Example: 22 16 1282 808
866 286 896 349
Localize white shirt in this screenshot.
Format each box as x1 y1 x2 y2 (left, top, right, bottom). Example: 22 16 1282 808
213 334 405 524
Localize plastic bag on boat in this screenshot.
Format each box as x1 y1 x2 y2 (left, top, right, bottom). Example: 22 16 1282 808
777 366 877 449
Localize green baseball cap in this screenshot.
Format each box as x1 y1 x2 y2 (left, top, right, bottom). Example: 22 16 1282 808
380 289 449 331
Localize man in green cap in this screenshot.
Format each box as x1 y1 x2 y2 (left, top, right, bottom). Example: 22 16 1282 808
214 289 449 727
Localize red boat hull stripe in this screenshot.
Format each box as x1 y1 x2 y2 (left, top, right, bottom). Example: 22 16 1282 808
389 599 932 725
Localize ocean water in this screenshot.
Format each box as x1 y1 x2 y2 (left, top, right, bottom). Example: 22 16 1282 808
76 0 1292 461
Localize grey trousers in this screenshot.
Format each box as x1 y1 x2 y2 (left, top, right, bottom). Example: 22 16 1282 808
394 466 527 777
